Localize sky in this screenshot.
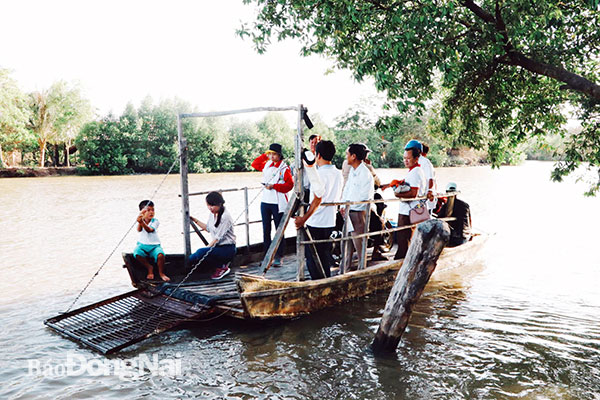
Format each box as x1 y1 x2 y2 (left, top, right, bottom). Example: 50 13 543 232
1 0 379 125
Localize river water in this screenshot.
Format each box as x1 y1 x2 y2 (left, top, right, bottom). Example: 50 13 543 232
1 161 599 399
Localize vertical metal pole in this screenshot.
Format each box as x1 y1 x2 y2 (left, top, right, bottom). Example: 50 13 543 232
295 105 305 281
359 207 371 270
177 115 191 267
244 186 250 253
340 204 351 274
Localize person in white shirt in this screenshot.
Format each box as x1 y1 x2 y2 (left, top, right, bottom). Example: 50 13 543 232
251 143 294 266
294 140 343 279
133 200 169 281
340 143 374 271
189 191 237 280
381 139 427 260
420 143 437 213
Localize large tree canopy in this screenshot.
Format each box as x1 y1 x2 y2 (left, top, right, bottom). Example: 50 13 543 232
240 0 600 194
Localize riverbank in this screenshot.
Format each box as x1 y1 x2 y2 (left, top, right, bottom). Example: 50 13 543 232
0 167 78 178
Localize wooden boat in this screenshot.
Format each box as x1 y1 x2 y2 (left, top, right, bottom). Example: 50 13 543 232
236 233 486 319
45 105 487 354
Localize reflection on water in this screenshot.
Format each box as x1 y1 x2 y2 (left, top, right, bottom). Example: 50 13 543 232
1 162 599 399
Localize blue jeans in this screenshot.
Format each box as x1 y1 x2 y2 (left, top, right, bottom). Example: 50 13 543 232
189 244 236 269
260 202 284 258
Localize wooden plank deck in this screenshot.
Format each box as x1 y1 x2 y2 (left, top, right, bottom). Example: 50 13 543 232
171 248 392 319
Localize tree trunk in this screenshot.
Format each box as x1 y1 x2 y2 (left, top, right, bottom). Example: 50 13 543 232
0 143 6 168
65 142 70 167
53 144 60 167
371 219 451 354
39 140 46 167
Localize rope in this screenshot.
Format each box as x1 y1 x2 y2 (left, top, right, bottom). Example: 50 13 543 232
129 157 292 334
130 177 269 338
64 157 180 314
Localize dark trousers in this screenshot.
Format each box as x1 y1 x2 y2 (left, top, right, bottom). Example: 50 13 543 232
394 214 412 260
261 202 284 258
189 244 236 268
305 226 334 280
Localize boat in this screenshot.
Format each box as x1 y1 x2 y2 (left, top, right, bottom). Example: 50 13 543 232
45 105 487 354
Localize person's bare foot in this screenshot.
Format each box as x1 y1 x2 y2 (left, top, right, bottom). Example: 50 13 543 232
159 274 170 282
146 273 154 280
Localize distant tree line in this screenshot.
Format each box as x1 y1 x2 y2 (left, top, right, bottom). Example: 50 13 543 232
0 69 92 168
1 68 564 175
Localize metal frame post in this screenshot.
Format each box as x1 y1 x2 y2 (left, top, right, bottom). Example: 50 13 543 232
244 186 250 252
295 105 305 281
177 115 191 267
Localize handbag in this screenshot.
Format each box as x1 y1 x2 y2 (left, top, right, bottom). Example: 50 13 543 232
409 201 430 224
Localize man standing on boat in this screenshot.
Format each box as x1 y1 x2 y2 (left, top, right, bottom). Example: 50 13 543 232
294 140 343 279
341 143 374 271
382 139 427 260
252 143 294 266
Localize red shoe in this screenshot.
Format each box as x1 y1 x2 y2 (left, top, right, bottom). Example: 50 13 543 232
211 265 231 280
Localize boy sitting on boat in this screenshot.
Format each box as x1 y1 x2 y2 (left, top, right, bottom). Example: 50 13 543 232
134 200 169 282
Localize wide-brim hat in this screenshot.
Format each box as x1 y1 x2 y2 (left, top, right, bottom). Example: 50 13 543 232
446 182 458 192
266 143 284 157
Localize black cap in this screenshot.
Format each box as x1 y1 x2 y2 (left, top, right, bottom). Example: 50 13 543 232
267 143 283 157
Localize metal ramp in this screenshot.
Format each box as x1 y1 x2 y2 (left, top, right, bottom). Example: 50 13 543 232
45 289 213 354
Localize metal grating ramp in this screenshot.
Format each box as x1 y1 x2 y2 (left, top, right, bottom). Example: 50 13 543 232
45 290 209 354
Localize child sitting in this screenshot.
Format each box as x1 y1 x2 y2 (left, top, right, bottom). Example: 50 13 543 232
189 191 237 280
133 200 169 282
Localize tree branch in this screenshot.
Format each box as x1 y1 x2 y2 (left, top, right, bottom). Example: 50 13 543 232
504 52 600 99
462 0 600 100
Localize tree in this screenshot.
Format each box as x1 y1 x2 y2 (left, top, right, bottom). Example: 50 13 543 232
240 0 600 194
29 81 92 167
76 119 130 174
0 69 31 167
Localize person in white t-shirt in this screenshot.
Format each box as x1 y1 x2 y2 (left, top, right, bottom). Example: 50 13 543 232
341 143 374 271
381 140 427 260
133 200 169 282
420 144 437 213
294 140 343 279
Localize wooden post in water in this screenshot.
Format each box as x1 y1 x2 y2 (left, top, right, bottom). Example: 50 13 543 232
371 219 450 353
177 116 191 267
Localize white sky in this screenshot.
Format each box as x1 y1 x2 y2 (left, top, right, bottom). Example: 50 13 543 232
0 0 378 125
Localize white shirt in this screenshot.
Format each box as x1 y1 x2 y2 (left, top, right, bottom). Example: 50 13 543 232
138 218 161 245
420 155 437 211
307 164 343 228
261 160 290 212
342 162 374 212
398 166 427 215
207 209 236 246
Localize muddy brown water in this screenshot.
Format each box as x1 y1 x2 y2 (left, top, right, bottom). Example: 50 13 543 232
1 161 599 399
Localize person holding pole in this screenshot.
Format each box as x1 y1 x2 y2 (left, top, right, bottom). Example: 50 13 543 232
294 140 343 279
251 143 294 267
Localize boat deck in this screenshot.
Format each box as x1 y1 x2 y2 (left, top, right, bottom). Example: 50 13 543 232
142 249 391 319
